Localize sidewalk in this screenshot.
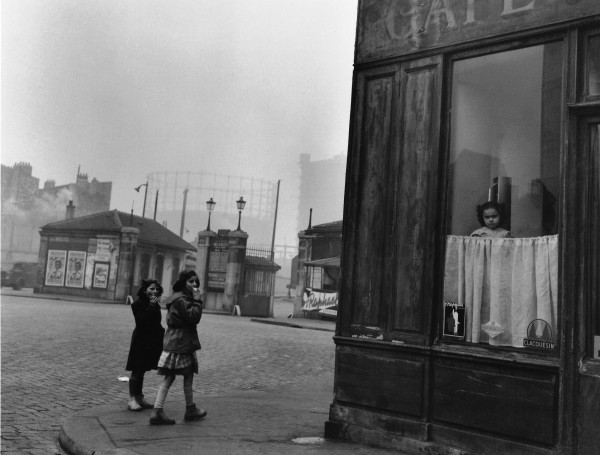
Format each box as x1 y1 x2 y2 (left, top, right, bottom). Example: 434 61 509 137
4 289 416 454
58 372 407 455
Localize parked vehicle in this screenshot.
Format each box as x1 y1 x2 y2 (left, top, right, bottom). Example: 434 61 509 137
9 262 38 290
1 270 11 287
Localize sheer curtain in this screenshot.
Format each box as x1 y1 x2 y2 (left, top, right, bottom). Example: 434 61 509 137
444 235 558 347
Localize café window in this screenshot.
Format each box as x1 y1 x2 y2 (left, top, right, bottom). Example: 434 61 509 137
587 118 600 358
587 33 600 99
443 42 563 350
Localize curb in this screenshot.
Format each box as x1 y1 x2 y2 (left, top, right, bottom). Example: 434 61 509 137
58 427 94 455
250 318 335 332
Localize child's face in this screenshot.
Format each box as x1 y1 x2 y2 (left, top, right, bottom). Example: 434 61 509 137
146 283 159 298
185 276 199 292
483 208 501 229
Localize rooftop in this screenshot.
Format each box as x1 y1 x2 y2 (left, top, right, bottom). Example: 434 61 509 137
41 210 196 253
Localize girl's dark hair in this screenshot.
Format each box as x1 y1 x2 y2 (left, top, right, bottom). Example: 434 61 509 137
137 279 163 298
172 270 199 292
476 201 504 226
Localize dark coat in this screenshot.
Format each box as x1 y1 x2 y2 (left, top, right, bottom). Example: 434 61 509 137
163 291 202 353
126 296 165 372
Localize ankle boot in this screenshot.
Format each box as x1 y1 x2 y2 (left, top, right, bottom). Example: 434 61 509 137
184 403 207 421
149 408 175 425
136 395 154 409
127 397 142 412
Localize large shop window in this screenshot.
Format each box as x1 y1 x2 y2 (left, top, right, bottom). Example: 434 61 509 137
443 43 563 350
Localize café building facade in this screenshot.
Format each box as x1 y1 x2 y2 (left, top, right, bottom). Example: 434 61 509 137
325 1 600 454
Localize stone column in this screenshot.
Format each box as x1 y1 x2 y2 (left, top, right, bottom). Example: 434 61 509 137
195 230 216 292
223 230 248 312
115 227 139 301
34 235 49 294
293 233 313 317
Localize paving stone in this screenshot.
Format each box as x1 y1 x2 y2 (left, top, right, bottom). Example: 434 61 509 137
1 295 334 454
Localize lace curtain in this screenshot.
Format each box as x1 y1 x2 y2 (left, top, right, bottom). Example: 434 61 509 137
444 235 558 347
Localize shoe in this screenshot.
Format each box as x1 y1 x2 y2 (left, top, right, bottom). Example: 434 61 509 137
127 397 142 412
136 395 154 409
149 408 175 425
184 403 207 421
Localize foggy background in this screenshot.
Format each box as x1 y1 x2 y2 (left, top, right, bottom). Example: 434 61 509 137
2 0 357 246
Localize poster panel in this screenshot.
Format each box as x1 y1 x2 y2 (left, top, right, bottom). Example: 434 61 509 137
65 251 86 288
92 262 110 289
45 250 67 286
95 239 112 261
208 237 229 291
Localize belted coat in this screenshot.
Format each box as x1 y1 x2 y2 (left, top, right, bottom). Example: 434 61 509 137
125 295 165 371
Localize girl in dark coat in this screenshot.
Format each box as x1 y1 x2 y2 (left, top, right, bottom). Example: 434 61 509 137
126 279 165 411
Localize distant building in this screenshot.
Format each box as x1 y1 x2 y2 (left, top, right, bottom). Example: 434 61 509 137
1 164 112 268
1 162 40 209
296 153 346 235
39 167 112 217
293 220 342 319
36 209 196 301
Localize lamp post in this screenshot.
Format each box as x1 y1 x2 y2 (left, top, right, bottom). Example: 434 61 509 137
236 197 246 231
134 182 148 218
206 197 216 231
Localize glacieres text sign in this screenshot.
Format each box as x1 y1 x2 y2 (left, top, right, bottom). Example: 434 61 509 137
357 0 600 61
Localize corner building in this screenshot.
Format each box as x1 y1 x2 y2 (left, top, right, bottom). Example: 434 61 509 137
325 1 600 454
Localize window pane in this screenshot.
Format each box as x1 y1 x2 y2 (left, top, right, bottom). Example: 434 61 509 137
591 122 600 358
443 43 562 349
588 35 600 97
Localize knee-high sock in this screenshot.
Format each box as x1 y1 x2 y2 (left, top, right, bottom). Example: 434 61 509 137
129 371 141 397
183 374 194 406
129 370 145 397
154 375 175 409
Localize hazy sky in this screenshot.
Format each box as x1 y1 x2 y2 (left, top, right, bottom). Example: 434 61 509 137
2 0 357 244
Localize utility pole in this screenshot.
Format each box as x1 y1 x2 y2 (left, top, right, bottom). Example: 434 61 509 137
180 188 189 238
269 180 281 317
153 189 159 221
141 182 148 218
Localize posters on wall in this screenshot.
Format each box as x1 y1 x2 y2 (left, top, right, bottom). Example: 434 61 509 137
208 237 229 291
95 239 112 261
45 250 67 286
65 251 86 288
92 262 110 289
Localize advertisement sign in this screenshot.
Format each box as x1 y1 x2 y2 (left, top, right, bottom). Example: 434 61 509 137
523 319 555 350
65 251 86 288
45 250 67 286
443 300 465 339
357 0 600 62
208 237 229 291
95 239 112 261
92 262 110 289
302 289 338 314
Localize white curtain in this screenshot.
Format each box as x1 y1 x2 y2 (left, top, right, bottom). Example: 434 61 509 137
444 235 558 347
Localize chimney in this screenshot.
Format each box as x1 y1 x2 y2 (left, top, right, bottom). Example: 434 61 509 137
66 200 76 220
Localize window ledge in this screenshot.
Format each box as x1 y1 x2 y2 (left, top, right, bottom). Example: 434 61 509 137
333 335 560 369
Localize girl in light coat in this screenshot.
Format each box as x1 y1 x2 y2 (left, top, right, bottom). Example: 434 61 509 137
149 270 206 425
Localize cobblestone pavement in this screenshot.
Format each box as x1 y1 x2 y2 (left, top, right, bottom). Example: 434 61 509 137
1 294 335 454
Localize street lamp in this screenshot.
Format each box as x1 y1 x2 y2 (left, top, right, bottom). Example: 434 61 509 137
134 182 148 218
206 197 216 231
236 196 246 231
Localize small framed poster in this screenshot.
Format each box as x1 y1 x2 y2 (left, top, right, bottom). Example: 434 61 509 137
443 300 465 339
92 262 110 289
65 251 86 288
45 250 67 287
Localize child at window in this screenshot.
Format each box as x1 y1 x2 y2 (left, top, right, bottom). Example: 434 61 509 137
471 201 511 238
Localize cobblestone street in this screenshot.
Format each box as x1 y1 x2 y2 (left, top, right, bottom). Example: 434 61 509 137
1 294 336 454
